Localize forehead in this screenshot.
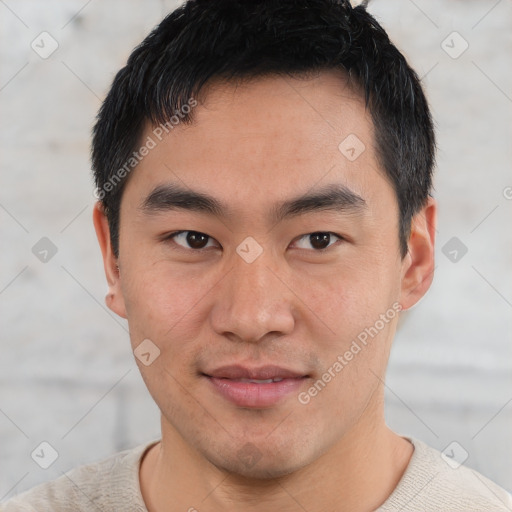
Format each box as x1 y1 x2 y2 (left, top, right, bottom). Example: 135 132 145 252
183 69 371 158
122 70 392 218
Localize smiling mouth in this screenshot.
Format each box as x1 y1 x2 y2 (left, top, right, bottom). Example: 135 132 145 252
202 366 310 408
228 377 285 383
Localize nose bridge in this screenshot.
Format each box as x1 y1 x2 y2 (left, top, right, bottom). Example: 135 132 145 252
233 248 272 296
229 250 280 319
210 247 295 342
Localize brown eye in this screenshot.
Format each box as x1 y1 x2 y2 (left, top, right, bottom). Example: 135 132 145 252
167 231 217 250
186 231 210 249
309 232 331 250
293 232 342 251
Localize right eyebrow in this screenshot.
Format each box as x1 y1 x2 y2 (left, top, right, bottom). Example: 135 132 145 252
139 183 226 217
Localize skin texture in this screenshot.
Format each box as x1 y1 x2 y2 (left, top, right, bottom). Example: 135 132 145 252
93 70 436 512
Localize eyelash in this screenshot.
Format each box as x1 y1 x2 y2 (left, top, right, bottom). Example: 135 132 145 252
163 230 344 253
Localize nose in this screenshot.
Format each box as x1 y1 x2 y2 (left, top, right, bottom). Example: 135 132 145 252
209 248 296 344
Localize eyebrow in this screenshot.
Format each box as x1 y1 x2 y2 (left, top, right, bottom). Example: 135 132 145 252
139 182 367 223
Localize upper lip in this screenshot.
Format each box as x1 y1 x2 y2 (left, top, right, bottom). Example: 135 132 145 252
204 365 308 380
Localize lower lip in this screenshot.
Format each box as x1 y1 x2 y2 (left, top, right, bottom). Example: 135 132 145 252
205 376 307 408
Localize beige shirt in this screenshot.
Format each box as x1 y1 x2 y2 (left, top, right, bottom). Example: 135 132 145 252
2 437 511 511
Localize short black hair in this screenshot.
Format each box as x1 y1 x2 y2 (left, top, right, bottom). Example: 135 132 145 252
91 0 435 259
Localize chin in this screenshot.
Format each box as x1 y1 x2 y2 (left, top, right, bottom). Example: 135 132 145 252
204 440 311 480
215 456 304 480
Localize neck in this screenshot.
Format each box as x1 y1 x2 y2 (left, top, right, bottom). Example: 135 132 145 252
140 398 413 512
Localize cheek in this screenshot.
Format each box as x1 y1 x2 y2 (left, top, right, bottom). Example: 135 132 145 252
296 257 400 404
299 305 397 430
120 260 210 352
121 264 210 404
300 256 400 337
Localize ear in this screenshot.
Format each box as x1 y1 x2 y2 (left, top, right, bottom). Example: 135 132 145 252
92 201 127 319
399 197 437 310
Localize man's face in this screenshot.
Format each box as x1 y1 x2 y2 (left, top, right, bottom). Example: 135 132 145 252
103 71 420 477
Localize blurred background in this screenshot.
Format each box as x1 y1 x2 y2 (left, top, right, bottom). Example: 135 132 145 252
1 0 511 499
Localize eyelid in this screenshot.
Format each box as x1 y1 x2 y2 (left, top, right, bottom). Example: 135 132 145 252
164 230 220 251
290 232 344 251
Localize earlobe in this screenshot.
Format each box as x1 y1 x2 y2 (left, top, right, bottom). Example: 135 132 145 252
92 201 127 319
399 197 437 310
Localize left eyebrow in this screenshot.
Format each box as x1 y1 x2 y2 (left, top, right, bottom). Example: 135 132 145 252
270 183 367 224
139 182 367 223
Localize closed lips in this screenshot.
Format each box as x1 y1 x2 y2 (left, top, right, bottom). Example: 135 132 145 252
203 365 309 380
230 378 284 383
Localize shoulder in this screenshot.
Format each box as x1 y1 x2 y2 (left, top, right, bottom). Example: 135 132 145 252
1 442 156 512
379 437 512 512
